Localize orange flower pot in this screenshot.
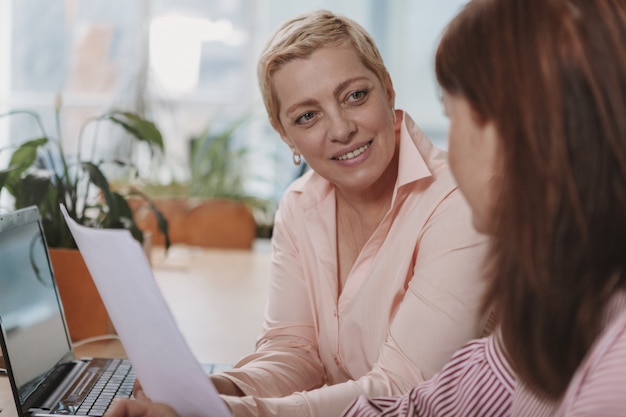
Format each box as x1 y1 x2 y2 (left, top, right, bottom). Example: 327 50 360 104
48 248 115 342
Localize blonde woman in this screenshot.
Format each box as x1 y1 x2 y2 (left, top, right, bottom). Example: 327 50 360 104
108 10 490 417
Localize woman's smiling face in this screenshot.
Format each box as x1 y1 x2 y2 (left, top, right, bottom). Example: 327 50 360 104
272 45 398 194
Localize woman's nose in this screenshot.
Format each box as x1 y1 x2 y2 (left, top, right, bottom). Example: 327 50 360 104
326 111 356 143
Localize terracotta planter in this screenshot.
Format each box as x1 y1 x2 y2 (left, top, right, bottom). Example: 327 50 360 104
185 199 256 248
132 197 257 249
49 248 114 342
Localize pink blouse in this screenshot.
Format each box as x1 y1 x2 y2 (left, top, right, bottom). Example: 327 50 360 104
219 112 490 416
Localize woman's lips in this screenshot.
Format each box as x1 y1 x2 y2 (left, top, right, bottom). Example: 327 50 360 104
332 141 373 161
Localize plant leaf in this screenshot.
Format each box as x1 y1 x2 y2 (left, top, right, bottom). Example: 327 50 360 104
80 161 118 217
9 172 55 208
0 168 15 191
8 137 49 173
108 111 164 152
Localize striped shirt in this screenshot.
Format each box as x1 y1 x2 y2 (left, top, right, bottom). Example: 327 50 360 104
513 295 626 416
343 332 515 417
343 293 626 417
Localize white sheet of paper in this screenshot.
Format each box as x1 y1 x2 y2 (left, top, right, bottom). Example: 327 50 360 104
61 208 232 417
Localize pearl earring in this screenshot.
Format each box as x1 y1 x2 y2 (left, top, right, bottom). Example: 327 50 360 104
292 152 302 166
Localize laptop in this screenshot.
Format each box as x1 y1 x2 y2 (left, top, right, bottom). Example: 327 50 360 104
0 206 135 417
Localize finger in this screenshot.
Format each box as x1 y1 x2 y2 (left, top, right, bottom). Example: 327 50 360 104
133 390 149 401
133 379 144 394
105 398 179 417
105 398 148 417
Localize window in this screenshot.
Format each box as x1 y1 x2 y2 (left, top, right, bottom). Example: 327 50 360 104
0 0 466 204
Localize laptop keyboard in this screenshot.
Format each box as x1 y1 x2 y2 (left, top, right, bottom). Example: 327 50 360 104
73 359 134 416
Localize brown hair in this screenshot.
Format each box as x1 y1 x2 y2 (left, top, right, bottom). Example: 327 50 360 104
436 0 626 398
257 10 390 132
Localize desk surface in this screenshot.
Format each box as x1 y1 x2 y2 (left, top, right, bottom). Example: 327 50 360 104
0 242 272 417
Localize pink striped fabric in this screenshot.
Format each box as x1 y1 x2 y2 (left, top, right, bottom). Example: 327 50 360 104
344 294 626 417
512 296 626 416
343 334 515 417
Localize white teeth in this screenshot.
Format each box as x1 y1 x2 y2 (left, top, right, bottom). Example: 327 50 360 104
336 143 370 161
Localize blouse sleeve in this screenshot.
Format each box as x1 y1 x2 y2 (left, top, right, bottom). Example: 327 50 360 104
342 334 515 417
217 199 328 397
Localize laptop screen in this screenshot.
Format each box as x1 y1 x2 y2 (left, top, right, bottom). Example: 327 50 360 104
0 207 73 400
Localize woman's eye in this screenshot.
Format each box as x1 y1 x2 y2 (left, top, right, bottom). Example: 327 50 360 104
295 112 315 125
348 89 368 103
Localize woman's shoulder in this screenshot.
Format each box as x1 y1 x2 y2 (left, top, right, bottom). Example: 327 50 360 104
585 299 626 372
556 298 626 415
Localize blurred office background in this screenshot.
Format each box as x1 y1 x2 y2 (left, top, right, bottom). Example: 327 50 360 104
0 0 466 208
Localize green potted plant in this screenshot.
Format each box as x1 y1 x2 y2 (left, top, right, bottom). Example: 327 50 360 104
0 94 170 340
191 116 276 216
0 105 170 249
132 115 276 249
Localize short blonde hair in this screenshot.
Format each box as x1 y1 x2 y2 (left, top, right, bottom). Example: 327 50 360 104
258 10 390 131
